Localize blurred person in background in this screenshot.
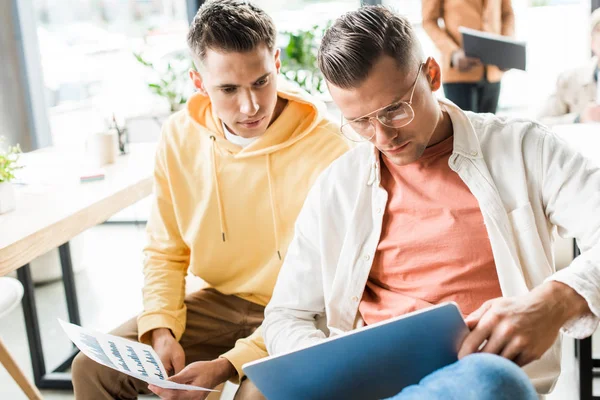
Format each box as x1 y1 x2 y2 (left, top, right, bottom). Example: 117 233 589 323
538 8 600 126
422 0 515 114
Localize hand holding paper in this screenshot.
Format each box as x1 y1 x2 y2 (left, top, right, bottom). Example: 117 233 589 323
149 358 237 400
151 327 186 377
59 320 216 392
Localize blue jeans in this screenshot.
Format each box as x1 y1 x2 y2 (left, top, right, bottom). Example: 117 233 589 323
387 354 538 400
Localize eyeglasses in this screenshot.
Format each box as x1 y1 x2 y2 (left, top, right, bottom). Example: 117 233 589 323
340 62 424 143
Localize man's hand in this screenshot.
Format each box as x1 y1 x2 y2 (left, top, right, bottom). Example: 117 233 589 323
458 281 590 367
148 358 237 400
451 50 481 72
579 103 600 123
152 328 186 376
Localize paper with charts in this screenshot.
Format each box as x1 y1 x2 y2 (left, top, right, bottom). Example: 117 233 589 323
59 320 215 392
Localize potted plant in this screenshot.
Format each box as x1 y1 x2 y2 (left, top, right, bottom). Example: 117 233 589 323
133 51 195 113
280 22 331 98
0 138 22 214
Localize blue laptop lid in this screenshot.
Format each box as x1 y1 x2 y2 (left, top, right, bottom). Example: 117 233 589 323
244 302 469 400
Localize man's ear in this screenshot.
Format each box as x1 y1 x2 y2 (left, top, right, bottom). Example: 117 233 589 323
424 57 442 92
189 70 208 95
274 48 281 74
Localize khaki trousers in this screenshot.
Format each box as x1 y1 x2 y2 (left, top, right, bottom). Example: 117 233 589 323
72 288 266 400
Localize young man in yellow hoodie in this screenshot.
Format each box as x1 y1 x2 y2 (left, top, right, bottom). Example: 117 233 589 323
71 1 348 399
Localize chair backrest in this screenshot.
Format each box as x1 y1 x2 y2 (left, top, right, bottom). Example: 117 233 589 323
0 277 24 320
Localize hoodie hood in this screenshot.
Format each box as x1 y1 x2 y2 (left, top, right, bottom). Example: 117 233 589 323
185 77 327 158
174 76 339 264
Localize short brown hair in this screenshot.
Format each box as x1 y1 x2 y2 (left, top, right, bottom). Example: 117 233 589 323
187 0 276 64
318 6 422 89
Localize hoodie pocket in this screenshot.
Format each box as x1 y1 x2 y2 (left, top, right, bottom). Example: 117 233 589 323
508 203 554 285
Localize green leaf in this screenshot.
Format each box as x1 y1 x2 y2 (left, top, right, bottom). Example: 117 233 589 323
278 20 333 94
133 52 154 68
0 137 22 182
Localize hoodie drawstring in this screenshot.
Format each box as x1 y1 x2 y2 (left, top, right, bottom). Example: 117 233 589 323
266 154 282 260
210 136 226 242
210 135 280 258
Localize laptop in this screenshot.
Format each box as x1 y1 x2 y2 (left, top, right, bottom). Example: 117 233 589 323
243 302 468 400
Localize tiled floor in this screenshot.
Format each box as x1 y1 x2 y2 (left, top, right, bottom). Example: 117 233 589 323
0 223 597 399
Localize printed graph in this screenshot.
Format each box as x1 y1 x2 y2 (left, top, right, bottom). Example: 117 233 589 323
63 321 209 391
143 349 165 380
109 341 131 372
126 345 149 377
80 332 116 369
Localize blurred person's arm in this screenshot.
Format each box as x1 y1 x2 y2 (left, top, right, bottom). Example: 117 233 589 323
422 0 460 61
538 73 580 126
501 0 515 37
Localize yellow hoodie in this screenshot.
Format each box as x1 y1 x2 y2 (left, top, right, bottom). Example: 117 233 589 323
137 81 349 378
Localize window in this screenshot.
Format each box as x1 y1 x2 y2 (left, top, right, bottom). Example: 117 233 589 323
382 0 423 25
255 0 360 31
34 0 190 147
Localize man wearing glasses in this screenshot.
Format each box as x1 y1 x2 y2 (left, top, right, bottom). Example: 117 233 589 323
263 6 600 399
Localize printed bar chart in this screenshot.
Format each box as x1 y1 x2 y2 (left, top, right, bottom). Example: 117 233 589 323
143 349 165 380
109 341 131 372
80 332 117 369
59 319 214 392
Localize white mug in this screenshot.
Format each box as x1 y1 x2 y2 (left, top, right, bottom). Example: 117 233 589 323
87 130 118 167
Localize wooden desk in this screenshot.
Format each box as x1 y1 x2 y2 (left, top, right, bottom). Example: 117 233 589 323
0 143 156 389
553 123 600 400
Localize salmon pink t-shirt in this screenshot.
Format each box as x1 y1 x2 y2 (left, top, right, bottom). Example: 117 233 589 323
359 135 502 325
